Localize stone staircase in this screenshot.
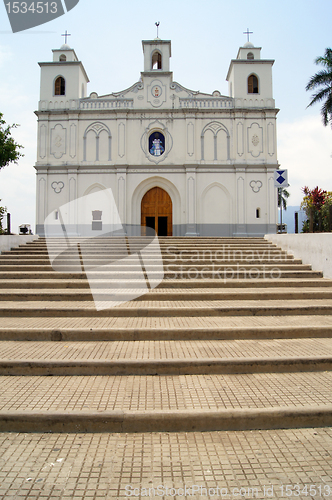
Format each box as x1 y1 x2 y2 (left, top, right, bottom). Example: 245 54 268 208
0 236 332 433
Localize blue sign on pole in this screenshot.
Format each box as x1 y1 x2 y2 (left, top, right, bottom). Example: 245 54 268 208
274 169 289 188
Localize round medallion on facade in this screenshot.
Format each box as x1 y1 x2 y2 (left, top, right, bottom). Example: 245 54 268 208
149 131 165 157
151 85 162 98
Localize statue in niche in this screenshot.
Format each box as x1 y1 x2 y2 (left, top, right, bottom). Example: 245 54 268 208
149 132 165 156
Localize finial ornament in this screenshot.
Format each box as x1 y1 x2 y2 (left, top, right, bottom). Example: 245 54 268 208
61 30 71 45
155 22 160 38
243 28 253 43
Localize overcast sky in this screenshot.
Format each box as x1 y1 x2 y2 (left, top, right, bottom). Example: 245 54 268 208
0 0 331 233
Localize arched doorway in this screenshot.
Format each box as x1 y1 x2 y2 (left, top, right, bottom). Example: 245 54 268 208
141 187 172 236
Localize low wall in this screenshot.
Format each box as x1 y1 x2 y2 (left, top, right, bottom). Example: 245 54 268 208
264 233 332 279
0 235 38 254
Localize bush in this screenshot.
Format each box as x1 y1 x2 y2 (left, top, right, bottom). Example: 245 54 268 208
300 186 332 232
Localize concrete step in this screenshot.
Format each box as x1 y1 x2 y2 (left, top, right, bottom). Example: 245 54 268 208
1 314 332 341
1 244 281 254
4 238 275 245
1 278 331 289
0 371 331 432
0 257 298 265
1 356 331 375
0 270 323 280
21 238 274 245
0 263 313 272
1 287 332 301
1 335 332 376
2 338 331 362
1 299 332 317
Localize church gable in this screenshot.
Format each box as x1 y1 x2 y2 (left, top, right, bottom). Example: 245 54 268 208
80 80 231 111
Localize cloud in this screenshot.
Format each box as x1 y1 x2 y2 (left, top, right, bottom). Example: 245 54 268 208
0 45 12 67
278 115 332 205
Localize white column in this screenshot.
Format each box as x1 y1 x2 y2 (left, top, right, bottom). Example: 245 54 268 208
37 173 47 234
235 168 247 236
185 166 198 236
116 167 127 225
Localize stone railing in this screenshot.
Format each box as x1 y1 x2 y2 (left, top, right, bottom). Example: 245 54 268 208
38 99 134 111
179 98 234 109
79 99 134 110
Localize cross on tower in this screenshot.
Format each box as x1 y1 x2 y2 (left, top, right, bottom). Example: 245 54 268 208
155 22 160 38
243 28 253 43
61 30 71 44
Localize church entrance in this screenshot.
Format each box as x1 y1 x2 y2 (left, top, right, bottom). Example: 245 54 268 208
141 187 172 236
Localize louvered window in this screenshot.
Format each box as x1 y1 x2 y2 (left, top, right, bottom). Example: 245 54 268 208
248 74 258 94
55 76 65 96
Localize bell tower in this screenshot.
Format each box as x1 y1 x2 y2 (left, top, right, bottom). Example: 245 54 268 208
38 43 89 106
226 41 274 101
142 38 172 74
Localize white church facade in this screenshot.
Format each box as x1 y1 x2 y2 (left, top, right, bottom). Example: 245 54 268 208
35 37 279 236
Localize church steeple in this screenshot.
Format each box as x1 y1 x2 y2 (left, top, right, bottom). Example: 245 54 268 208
226 40 274 101
38 43 89 105
141 39 172 74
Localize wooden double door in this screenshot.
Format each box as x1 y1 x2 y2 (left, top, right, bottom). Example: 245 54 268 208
141 187 172 236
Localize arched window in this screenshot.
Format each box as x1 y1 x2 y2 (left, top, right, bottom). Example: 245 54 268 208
248 74 259 94
247 52 254 60
59 54 66 62
152 51 162 70
54 76 65 96
256 208 260 219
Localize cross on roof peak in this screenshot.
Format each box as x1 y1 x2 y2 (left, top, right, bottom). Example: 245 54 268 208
243 28 253 43
61 30 71 45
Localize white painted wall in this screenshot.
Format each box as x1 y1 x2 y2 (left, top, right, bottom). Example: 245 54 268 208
0 235 38 254
35 39 279 236
264 234 332 279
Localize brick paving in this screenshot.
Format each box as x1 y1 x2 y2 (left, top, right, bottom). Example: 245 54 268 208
0 429 332 499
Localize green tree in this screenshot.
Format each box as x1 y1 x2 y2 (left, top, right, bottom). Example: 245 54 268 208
306 48 332 127
0 112 24 171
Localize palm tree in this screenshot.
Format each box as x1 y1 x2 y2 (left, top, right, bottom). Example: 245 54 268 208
278 188 290 211
277 188 290 232
306 48 332 126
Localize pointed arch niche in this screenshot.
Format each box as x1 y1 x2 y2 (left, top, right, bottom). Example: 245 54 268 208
83 122 112 162
201 122 230 161
54 76 65 96
152 51 162 70
248 74 259 94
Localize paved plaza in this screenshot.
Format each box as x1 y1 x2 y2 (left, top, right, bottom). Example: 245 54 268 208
1 429 332 499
